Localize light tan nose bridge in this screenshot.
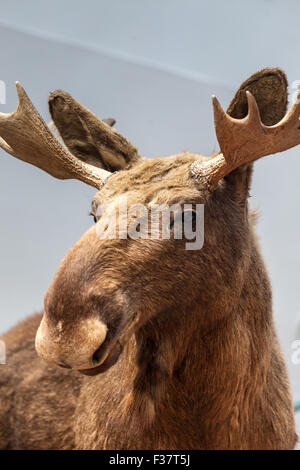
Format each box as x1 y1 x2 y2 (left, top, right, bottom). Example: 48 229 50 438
35 316 108 370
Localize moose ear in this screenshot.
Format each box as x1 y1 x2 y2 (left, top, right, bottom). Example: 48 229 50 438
103 118 116 127
48 91 139 172
227 68 288 125
223 68 288 197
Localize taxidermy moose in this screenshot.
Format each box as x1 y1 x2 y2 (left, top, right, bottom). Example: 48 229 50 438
0 68 298 449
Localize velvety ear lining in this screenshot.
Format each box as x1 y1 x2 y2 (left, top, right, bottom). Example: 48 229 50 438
226 68 288 125
48 95 111 170
48 90 139 172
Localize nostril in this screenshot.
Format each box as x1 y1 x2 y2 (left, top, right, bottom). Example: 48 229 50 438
92 325 110 365
92 343 106 365
57 361 71 369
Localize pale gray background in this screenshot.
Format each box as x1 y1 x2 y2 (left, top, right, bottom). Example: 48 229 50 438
0 0 299 437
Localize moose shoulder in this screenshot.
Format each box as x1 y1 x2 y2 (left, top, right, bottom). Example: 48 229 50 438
0 68 298 450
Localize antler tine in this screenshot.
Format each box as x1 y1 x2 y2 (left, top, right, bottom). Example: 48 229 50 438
0 82 111 189
212 91 263 168
192 86 300 190
244 91 262 125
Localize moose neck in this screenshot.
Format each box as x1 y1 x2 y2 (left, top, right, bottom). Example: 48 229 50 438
126 240 274 447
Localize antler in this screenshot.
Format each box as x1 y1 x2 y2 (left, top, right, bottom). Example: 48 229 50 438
0 82 111 188
192 87 300 190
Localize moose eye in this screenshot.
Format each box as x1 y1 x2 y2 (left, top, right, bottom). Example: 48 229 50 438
169 210 197 231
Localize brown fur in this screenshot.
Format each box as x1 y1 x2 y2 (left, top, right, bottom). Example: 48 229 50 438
48 90 139 171
0 68 297 449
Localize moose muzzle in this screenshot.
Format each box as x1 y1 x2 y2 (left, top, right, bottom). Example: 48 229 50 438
35 315 108 370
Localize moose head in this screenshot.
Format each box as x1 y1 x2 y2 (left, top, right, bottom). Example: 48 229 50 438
0 68 298 377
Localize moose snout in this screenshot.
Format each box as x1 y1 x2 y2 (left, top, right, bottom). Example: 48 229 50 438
35 315 108 370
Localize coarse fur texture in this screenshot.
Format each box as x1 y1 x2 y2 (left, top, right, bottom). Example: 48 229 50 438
0 68 297 449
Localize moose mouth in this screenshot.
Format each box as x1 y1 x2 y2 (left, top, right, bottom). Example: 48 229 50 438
79 340 123 376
